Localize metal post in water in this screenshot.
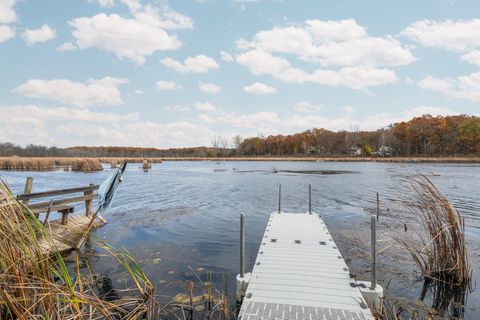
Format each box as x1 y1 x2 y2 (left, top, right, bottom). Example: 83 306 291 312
370 215 377 290
309 184 312 214
278 184 281 213
240 213 245 278
376 192 380 221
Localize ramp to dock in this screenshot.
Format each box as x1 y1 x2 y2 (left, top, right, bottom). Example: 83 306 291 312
239 212 374 320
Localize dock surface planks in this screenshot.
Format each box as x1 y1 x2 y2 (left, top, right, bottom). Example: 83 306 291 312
39 214 105 255
239 212 374 320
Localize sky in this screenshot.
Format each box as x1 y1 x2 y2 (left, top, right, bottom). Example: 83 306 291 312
1 0 480 148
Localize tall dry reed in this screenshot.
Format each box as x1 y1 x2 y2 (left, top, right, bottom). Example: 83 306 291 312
398 174 471 288
0 179 153 319
0 157 103 172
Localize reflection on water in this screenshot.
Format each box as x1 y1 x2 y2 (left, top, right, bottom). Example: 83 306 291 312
2 161 480 318
420 279 468 319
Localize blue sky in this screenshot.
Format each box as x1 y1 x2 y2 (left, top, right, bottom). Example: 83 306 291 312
1 0 480 147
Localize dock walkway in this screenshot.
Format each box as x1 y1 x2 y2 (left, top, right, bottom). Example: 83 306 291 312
238 212 374 320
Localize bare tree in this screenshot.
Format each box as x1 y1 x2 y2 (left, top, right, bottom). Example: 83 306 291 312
211 136 222 149
232 135 243 150
220 138 229 150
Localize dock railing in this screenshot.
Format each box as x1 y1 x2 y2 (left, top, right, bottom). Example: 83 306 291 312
16 177 99 225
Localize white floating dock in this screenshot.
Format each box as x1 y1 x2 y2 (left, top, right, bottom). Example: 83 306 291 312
238 212 375 320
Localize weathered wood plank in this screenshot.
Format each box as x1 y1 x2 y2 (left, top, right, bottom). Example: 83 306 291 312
17 185 99 201
39 213 106 255
22 177 34 205
28 195 95 210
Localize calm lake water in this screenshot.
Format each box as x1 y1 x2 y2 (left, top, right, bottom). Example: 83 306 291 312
2 161 480 318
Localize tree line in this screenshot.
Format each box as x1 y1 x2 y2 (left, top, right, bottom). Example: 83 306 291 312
1 115 479 158
237 115 480 157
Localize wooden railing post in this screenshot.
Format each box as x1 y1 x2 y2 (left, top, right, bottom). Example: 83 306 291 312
23 177 33 205
84 183 94 217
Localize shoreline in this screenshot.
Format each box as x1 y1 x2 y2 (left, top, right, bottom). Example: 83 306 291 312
157 156 480 163
1 156 480 167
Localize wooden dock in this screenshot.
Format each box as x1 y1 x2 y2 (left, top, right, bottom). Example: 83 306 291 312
16 178 106 255
39 214 105 255
238 212 374 320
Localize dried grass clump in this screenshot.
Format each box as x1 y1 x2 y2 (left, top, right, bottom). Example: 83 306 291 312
0 157 103 172
70 158 103 172
142 160 152 172
398 174 471 288
0 180 153 319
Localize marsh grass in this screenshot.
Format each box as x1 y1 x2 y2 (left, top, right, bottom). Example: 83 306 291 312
0 157 103 172
0 179 154 319
397 174 471 298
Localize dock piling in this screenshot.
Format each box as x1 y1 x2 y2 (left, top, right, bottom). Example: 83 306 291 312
23 177 33 205
370 215 377 290
236 212 251 303
240 212 245 278
277 184 281 213
308 184 312 214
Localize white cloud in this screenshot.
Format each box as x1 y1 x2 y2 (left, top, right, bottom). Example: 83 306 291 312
0 102 461 148
0 0 16 43
97 0 115 8
0 24 14 43
155 80 181 91
0 0 16 24
0 105 138 122
121 0 142 12
417 76 453 92
243 82 276 95
461 50 480 66
56 42 76 51
198 82 221 94
22 24 56 45
239 19 414 67
135 89 145 95
402 19 480 52
402 19 480 66
197 114 217 124
160 54 219 73
342 106 356 115
220 50 234 62
68 4 192 65
133 5 193 30
0 104 139 145
164 105 190 112
415 73 480 102
194 102 217 112
235 19 412 90
237 49 397 90
14 77 128 108
294 101 323 113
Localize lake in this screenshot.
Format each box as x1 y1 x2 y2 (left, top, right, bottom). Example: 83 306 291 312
2 161 480 318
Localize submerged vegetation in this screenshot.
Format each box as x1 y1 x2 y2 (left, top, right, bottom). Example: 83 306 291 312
0 178 236 319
